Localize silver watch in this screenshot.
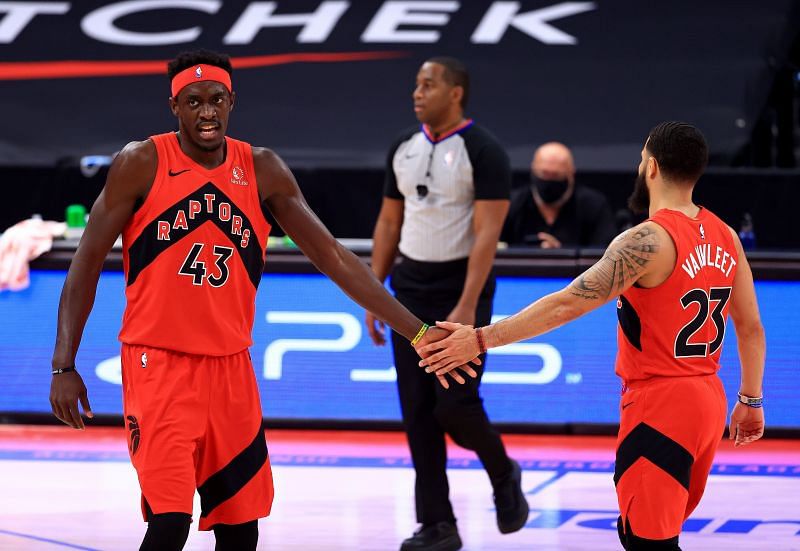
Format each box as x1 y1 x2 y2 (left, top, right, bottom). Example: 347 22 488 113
737 393 763 408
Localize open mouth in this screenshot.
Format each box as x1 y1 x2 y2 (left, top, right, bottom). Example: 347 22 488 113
197 124 220 139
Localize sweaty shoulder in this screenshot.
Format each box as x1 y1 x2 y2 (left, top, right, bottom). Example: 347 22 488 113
117 139 155 167
108 139 157 198
251 146 289 177
251 146 294 201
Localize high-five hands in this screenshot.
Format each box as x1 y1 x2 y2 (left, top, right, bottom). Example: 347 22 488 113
416 321 482 378
414 325 479 389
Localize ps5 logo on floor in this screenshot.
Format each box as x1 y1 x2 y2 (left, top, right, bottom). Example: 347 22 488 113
94 311 564 385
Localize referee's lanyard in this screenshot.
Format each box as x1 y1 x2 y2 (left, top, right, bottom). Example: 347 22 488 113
416 144 435 199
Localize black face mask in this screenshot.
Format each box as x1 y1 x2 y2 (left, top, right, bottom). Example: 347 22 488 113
532 175 569 204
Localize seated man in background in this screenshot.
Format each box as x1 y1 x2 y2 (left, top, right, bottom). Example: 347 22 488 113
501 142 616 248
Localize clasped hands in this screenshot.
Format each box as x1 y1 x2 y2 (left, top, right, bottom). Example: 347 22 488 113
413 322 483 389
366 309 485 388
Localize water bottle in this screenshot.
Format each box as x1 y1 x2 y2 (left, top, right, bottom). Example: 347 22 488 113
738 213 756 250
80 155 113 178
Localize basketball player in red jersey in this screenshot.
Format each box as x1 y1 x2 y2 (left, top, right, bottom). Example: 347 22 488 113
417 122 766 550
48 50 470 551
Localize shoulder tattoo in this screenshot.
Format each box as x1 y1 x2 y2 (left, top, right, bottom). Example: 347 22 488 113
569 225 659 300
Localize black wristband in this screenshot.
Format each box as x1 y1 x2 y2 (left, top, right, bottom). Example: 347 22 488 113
52 366 76 375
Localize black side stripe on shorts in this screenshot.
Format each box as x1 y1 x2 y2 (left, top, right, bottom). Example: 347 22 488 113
614 422 694 491
198 429 268 518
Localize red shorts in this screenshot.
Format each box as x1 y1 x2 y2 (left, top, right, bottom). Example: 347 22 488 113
614 373 727 540
121 344 274 531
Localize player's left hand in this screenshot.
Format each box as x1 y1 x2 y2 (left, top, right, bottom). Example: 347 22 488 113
728 402 765 447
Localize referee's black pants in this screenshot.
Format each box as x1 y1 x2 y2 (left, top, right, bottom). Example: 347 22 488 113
390 256 513 525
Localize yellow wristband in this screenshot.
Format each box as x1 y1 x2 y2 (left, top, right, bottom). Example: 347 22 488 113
410 323 429 346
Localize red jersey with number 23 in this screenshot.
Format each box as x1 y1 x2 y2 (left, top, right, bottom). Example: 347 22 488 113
119 132 271 356
615 207 737 383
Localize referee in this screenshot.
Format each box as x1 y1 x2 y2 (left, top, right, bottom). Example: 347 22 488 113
366 57 528 551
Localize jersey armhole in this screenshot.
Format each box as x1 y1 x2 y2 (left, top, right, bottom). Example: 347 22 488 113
127 136 166 226
245 143 272 232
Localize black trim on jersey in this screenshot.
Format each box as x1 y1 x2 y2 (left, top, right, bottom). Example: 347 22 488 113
617 295 643 351
198 429 269 518
126 182 264 288
384 126 419 199
614 422 694 491
461 124 512 200
421 120 474 144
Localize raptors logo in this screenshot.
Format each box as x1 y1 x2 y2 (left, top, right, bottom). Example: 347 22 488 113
127 415 141 456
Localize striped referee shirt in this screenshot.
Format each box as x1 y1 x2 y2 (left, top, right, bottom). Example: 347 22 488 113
384 120 511 262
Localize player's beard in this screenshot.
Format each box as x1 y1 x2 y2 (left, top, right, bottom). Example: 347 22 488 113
628 170 650 214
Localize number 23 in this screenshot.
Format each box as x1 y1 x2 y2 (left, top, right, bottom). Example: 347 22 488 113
675 287 732 358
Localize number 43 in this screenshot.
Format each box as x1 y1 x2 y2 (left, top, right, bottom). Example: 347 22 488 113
179 243 234 287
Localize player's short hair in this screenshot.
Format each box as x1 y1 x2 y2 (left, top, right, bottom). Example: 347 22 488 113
426 56 470 109
167 49 233 81
646 121 708 183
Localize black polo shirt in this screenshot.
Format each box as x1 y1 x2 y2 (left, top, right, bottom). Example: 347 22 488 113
501 184 617 248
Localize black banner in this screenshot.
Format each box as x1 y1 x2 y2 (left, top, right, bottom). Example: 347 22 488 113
1 1 797 169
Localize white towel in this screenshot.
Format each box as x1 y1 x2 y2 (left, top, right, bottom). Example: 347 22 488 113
0 218 67 292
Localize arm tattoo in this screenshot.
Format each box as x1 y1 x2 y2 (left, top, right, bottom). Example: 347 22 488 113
569 225 659 300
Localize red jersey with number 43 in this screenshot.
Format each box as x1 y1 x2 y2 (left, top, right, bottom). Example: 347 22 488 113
615 207 737 383
119 132 271 356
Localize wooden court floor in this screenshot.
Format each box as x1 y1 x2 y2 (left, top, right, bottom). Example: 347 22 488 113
1 426 798 550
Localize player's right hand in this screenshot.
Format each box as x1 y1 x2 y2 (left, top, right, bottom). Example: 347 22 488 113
365 311 386 346
49 370 93 430
414 325 479 389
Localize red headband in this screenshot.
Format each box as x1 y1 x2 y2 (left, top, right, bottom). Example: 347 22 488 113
170 64 232 97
